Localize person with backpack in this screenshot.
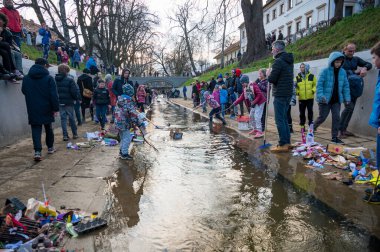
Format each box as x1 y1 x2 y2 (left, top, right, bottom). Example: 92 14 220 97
295 63 317 128
77 68 94 121
339 43 372 138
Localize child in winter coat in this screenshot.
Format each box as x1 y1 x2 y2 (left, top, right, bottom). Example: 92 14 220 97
212 86 220 104
256 69 269 130
61 51 69 65
233 75 266 138
295 63 317 127
93 79 110 130
136 85 147 112
202 91 226 125
220 85 228 118
114 84 147 160
228 86 237 119
314 52 350 144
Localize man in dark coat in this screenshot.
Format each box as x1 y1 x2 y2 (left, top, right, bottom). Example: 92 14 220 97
339 42 373 138
56 64 80 141
267 40 294 152
22 58 59 161
77 68 94 121
112 68 133 97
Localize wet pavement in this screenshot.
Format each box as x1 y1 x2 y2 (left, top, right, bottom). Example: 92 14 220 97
96 98 379 251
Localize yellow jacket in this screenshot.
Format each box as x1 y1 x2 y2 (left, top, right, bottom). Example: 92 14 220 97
295 72 317 100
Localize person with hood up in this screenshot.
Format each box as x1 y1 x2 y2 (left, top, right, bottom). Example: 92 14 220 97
56 64 80 141
295 63 317 128
22 58 59 161
233 75 266 138
114 83 147 160
201 91 226 125
77 68 94 121
220 84 228 118
234 68 244 116
267 40 294 152
73 49 81 69
136 84 147 112
314 52 351 144
112 68 134 97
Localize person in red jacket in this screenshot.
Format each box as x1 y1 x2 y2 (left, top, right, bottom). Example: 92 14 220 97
0 0 22 48
233 75 267 138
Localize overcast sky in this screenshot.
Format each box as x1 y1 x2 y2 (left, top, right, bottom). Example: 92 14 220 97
18 0 267 64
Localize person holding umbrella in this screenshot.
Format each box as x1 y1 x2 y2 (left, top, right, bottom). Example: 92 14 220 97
366 41 380 203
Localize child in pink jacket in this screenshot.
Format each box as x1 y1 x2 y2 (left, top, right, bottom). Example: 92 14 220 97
233 75 266 138
203 91 226 125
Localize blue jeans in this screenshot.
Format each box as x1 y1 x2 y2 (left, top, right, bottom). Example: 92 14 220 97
273 96 291 146
11 31 22 48
74 101 82 125
96 104 108 128
221 103 226 118
43 43 50 59
31 124 54 152
59 105 77 137
111 105 115 122
120 129 132 155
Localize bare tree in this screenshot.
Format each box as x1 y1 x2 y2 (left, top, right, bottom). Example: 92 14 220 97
152 46 170 76
169 1 206 75
240 0 266 65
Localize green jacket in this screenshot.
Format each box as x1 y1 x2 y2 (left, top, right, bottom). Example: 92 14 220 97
295 72 316 100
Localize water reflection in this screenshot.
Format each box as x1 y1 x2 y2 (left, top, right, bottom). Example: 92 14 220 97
97 99 372 251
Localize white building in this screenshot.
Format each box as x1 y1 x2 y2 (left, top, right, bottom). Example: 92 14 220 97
239 0 363 48
213 41 241 65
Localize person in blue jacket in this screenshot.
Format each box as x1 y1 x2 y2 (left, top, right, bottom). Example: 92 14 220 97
314 52 351 144
220 84 228 118
183 85 187 100
22 58 59 161
367 41 380 203
38 22 51 60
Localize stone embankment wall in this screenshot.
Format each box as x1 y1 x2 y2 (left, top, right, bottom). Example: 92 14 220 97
0 59 79 147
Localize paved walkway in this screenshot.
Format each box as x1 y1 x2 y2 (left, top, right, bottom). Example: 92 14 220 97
170 98 380 239
0 121 121 251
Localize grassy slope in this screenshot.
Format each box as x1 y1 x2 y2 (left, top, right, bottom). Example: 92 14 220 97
22 43 86 71
184 7 380 86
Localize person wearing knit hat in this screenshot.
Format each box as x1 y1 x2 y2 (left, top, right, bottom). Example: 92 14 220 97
216 73 225 88
199 91 226 126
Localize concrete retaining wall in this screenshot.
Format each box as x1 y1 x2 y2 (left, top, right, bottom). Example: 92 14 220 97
179 50 378 137
0 59 79 147
245 50 378 138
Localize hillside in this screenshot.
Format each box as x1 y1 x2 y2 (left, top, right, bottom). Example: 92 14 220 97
184 7 380 86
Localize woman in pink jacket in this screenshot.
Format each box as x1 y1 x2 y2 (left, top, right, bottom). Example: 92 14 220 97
233 75 266 138
136 85 147 112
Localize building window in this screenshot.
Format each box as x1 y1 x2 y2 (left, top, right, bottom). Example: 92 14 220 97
273 9 277 20
287 25 292 36
242 30 245 39
266 13 270 23
345 5 353 17
317 7 326 22
296 21 301 32
280 4 284 15
306 16 312 28
288 0 293 10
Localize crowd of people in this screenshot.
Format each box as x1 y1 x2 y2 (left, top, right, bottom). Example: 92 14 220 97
186 40 379 154
21 56 155 161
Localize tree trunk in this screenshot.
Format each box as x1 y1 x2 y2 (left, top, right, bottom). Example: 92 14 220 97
184 30 197 75
220 0 227 69
59 0 70 43
331 0 344 25
240 0 266 65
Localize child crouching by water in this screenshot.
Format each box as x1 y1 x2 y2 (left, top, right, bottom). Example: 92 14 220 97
233 75 266 138
202 91 226 125
114 83 147 160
